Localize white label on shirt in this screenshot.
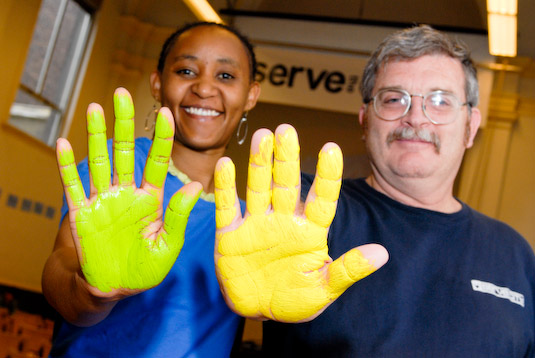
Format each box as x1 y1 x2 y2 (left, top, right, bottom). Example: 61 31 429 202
471 279 525 307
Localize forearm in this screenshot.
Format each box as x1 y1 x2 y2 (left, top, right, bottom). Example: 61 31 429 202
42 246 118 327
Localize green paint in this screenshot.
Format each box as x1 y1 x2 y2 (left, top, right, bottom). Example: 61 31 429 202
58 149 85 208
113 89 135 185
87 107 110 193
145 110 173 188
113 88 135 120
77 186 200 292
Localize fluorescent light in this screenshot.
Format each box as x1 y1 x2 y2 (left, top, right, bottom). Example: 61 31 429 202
488 14 517 56
182 0 224 23
486 0 517 57
487 0 517 15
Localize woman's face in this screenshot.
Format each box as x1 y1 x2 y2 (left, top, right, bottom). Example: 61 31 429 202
150 26 260 152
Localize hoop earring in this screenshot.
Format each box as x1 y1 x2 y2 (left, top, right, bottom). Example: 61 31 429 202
144 103 159 132
236 113 248 146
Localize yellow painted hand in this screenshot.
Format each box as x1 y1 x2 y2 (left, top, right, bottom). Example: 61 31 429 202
56 88 201 293
215 124 388 323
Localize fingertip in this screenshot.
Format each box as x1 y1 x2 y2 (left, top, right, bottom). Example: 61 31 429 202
170 185 201 214
56 137 69 150
157 106 173 121
87 102 103 116
250 128 274 151
113 88 135 120
317 142 343 181
274 124 299 161
321 142 341 153
154 107 174 138
215 157 232 171
275 123 297 137
358 243 389 269
181 181 203 198
114 87 129 96
214 158 236 190
56 140 75 165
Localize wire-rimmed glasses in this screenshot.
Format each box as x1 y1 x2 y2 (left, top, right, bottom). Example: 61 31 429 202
368 89 471 125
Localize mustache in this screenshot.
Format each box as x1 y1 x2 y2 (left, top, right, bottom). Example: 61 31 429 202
386 127 441 152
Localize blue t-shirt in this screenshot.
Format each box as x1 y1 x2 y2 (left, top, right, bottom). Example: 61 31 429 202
263 175 535 357
50 137 241 357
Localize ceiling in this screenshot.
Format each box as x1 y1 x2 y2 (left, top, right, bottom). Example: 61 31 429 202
123 0 534 58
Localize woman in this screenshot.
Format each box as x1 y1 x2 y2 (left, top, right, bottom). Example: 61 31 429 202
42 22 260 357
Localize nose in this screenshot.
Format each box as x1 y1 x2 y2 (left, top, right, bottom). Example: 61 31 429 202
192 74 217 98
401 95 429 127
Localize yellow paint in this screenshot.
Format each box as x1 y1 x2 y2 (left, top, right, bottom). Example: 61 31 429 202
304 196 337 228
306 146 343 228
113 88 135 186
272 128 300 215
215 126 377 322
215 160 237 228
246 134 273 214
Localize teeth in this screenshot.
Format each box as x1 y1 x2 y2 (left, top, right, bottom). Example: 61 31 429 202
184 107 220 116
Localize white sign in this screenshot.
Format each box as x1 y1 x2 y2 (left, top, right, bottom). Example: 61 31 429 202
255 45 368 115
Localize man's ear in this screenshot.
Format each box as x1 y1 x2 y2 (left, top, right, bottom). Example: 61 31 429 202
149 71 161 102
244 82 261 112
465 107 482 148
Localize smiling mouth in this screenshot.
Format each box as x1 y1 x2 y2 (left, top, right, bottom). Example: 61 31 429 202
184 107 222 117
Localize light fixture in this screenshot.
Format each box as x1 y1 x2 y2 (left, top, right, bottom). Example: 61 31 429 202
486 0 517 57
182 0 224 24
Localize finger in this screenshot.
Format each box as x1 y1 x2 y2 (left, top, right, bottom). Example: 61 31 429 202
326 243 389 297
143 107 174 191
246 129 274 215
56 138 86 209
87 103 111 195
113 87 135 186
272 124 300 215
304 143 343 228
215 158 241 230
160 181 203 253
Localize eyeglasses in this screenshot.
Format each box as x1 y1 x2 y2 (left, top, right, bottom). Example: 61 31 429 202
368 89 471 125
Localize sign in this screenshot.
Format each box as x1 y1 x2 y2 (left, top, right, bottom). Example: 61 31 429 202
255 45 368 115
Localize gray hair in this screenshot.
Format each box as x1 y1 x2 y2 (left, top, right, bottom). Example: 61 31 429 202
360 25 479 107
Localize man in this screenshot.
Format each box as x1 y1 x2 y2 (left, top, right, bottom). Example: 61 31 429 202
215 25 535 357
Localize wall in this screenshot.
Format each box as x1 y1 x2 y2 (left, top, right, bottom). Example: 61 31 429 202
0 0 123 292
458 58 535 245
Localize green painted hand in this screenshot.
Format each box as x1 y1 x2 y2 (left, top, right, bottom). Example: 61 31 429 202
214 124 388 323
56 87 201 293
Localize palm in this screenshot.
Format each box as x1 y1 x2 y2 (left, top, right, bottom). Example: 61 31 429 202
57 88 200 293
73 186 171 292
215 125 387 323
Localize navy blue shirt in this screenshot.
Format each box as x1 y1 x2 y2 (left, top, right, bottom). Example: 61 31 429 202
263 175 535 357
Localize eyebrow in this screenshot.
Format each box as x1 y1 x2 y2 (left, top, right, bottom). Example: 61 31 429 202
378 86 456 94
171 54 240 68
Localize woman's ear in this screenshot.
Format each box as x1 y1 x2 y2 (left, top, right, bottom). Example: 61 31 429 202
149 71 162 102
244 82 261 112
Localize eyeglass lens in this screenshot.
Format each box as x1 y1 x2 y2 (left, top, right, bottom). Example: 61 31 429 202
374 90 461 124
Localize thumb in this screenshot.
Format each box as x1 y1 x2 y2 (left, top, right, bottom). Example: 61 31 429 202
161 181 203 254
326 244 388 298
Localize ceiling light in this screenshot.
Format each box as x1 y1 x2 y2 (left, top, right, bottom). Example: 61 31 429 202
182 0 224 24
487 0 517 57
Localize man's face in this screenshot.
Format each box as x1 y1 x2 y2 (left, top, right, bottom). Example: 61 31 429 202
359 54 481 187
